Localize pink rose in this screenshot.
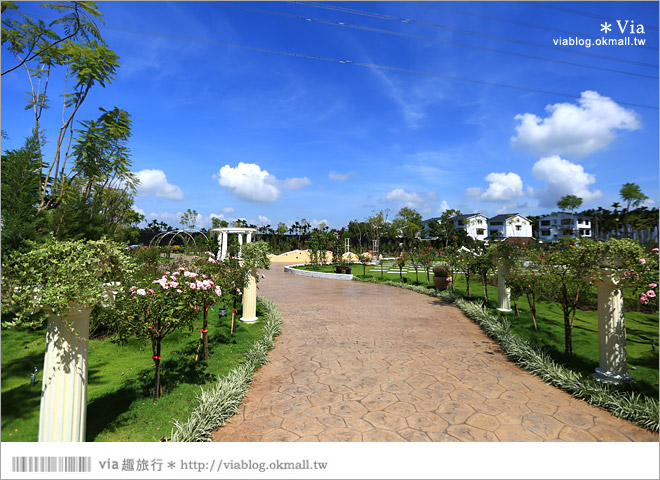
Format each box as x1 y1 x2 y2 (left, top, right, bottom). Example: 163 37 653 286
650 283 658 289
652 248 659 253
640 294 648 304
646 290 656 298
148 289 155 295
639 258 646 265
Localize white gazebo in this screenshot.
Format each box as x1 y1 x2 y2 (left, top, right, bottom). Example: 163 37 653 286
211 227 258 323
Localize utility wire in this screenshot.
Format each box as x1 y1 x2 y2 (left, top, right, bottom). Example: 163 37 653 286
292 1 659 59
411 1 591 38
524 1 659 31
101 24 658 110
220 3 657 79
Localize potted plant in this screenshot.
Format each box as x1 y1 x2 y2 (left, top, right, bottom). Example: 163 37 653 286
1 238 135 441
433 265 452 290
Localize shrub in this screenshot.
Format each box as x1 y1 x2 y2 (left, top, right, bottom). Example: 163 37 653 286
433 265 450 277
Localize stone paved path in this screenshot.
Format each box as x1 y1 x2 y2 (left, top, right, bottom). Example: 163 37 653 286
212 265 658 442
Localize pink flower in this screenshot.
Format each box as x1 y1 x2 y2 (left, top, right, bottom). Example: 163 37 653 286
148 289 155 295
215 286 222 297
640 294 648 304
652 248 659 253
646 290 656 298
237 288 242 295
194 305 200 311
639 258 646 265
650 283 658 289
136 289 146 296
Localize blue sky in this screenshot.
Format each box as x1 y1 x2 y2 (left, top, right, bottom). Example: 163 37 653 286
2 1 658 230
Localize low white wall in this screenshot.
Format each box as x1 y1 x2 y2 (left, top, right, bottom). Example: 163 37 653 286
284 264 353 281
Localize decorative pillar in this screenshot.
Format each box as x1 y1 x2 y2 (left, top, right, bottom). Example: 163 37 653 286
237 233 244 259
241 268 258 324
593 271 632 384
218 231 228 261
39 304 93 442
496 264 512 312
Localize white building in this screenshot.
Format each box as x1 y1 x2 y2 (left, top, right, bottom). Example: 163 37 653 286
538 213 592 241
488 214 533 239
449 214 489 241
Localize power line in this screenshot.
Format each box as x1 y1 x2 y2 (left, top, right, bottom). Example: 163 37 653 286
220 3 657 79
292 2 659 59
524 1 659 31
100 24 658 110
411 1 587 37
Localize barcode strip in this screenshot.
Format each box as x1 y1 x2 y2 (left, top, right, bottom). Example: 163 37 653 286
12 456 91 473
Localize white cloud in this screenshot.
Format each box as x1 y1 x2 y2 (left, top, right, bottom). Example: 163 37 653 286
135 169 184 200
465 187 482 198
329 171 357 181
480 172 524 202
385 188 423 206
221 207 235 214
511 90 641 158
531 155 603 207
215 162 311 203
311 218 329 228
438 200 450 213
257 215 271 225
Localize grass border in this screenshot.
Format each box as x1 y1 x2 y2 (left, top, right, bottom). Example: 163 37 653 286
168 296 283 442
354 276 659 432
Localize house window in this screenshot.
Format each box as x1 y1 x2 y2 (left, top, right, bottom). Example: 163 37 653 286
515 225 521 231
541 230 551 236
476 229 484 235
490 221 503 226
490 230 498 237
561 219 572 225
541 220 551 226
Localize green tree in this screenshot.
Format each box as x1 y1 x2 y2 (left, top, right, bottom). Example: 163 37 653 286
1 131 45 254
180 208 199 231
557 195 583 213
538 239 600 355
620 183 648 238
427 209 462 249
3 2 121 212
393 207 423 248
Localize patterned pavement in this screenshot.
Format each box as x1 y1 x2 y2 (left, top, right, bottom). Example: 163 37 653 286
211 264 658 442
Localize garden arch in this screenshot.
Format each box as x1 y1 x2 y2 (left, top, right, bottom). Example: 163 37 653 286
211 227 259 324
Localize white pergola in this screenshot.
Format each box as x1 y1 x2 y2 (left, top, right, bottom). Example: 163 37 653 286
210 227 259 323
212 227 257 261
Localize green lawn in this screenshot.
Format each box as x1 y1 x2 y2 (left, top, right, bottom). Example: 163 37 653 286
1 301 265 442
296 262 659 398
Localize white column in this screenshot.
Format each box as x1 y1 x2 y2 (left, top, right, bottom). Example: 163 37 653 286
246 231 252 243
593 271 632 384
237 233 244 259
241 267 258 324
39 304 92 442
496 264 512 312
219 232 228 261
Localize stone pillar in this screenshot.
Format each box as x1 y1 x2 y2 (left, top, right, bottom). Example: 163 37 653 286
39 304 93 442
237 233 244 259
241 268 258 324
593 271 632 384
496 264 512 312
218 231 228 261
246 231 252 243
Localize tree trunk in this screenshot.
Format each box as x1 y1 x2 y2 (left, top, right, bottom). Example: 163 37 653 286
514 299 519 316
527 293 538 331
482 274 489 304
153 335 162 401
231 297 237 335
465 272 470 296
563 309 573 355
